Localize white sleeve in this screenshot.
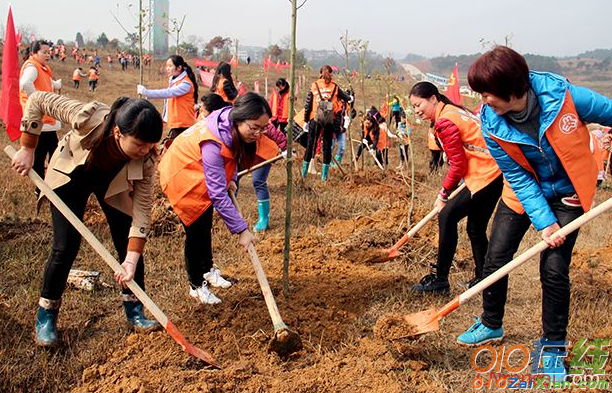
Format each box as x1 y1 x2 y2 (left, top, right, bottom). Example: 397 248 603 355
19 65 38 96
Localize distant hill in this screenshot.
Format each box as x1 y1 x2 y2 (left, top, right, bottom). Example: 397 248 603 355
575 48 612 60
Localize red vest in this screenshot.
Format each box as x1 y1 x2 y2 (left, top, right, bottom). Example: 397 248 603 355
492 92 597 214
159 122 236 226
167 74 195 129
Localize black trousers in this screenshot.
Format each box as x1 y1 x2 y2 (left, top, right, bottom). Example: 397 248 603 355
41 167 144 300
33 132 59 182
183 207 214 288
429 150 444 172
304 120 334 165
481 199 582 341
436 176 503 280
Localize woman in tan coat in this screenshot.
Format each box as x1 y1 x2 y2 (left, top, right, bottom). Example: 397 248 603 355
12 91 163 347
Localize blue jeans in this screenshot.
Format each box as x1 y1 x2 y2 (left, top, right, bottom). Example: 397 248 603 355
332 132 346 158
251 164 271 200
481 199 583 341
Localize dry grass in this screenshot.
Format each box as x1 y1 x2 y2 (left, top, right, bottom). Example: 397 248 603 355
1 59 612 392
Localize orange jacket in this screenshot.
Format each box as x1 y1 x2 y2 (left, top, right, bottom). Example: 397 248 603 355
434 102 501 194
269 89 290 122
307 79 341 121
19 57 56 125
72 69 82 81
167 73 195 129
490 93 597 216
158 122 236 226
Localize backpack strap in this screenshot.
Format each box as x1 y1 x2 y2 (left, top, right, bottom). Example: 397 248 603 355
314 82 325 101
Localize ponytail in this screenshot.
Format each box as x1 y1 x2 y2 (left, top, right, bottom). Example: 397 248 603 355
168 55 198 103
320 65 333 84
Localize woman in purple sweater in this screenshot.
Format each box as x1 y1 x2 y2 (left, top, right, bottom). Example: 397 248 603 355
159 93 269 304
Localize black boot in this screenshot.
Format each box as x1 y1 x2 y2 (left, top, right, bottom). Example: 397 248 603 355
35 298 60 347
122 295 161 333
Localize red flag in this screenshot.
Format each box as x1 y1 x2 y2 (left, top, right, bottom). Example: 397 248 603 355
275 59 280 74
446 63 462 106
0 6 23 141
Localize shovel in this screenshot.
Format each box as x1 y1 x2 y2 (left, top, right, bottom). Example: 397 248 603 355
4 146 221 368
394 194 612 339
369 183 467 263
351 139 384 170
228 192 302 356
238 153 285 179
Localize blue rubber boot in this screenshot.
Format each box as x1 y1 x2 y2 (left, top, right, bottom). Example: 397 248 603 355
35 298 60 347
321 164 330 181
123 296 161 333
253 199 270 232
301 161 309 178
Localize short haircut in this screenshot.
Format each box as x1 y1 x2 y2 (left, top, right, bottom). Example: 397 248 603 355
468 46 530 102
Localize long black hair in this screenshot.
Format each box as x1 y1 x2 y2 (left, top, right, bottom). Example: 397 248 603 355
102 97 163 143
409 81 469 112
210 61 236 93
168 55 198 103
229 92 272 168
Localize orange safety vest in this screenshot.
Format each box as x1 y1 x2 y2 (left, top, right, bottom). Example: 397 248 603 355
490 92 597 214
167 73 195 129
591 130 605 175
269 89 290 122
88 69 99 80
19 57 56 125
435 102 501 194
215 76 235 104
308 79 341 121
72 69 82 81
158 122 236 226
363 124 387 151
428 129 441 150
256 134 280 161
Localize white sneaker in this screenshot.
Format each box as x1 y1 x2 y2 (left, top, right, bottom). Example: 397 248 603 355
189 283 222 305
203 268 232 289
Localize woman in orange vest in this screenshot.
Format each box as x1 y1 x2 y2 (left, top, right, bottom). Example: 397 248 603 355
301 65 352 181
456 47 612 380
158 93 266 305
72 67 87 89
409 81 503 294
12 91 164 347
19 40 62 194
137 55 198 145
356 112 385 164
87 66 100 92
269 78 290 133
210 61 238 103
427 127 444 172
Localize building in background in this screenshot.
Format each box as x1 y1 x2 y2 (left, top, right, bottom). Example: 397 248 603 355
153 0 169 59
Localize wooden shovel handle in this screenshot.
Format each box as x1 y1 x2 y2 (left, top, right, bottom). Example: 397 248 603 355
4 146 169 326
457 195 612 308
228 192 287 331
392 183 467 251
238 153 284 178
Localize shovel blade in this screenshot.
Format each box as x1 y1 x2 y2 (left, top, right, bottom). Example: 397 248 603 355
268 327 303 357
401 308 441 338
369 248 402 263
166 321 221 368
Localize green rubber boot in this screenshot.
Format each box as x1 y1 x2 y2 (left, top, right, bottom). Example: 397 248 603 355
253 199 270 232
123 295 162 333
35 298 60 347
301 161 309 179
321 163 330 181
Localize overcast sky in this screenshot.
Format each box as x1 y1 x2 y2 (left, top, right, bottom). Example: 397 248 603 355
4 0 611 57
